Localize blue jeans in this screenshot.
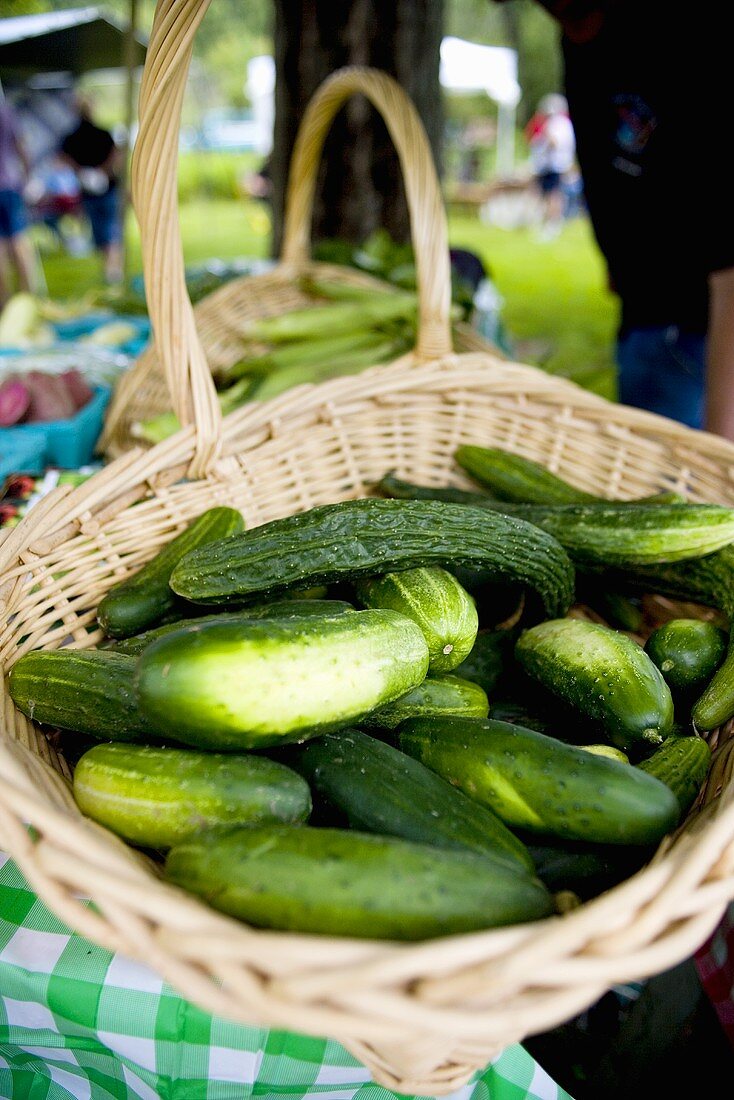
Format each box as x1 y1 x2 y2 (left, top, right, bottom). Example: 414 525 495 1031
617 326 706 430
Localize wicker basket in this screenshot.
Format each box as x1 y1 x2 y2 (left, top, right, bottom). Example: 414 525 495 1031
3 4 734 1093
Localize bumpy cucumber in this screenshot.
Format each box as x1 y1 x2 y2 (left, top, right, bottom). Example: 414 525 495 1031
455 446 599 504
452 628 514 694
288 728 532 869
645 619 728 696
637 736 712 815
98 506 244 639
111 599 354 656
168 499 575 621
165 825 553 940
398 716 680 845
8 650 149 741
73 743 311 848
355 567 477 672
363 675 488 730
516 618 674 750
135 609 429 750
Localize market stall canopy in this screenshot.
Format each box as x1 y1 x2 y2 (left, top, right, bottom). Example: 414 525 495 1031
0 6 147 77
439 36 521 175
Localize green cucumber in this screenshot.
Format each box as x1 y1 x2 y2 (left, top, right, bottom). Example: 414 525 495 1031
135 609 429 750
354 567 477 672
378 473 494 504
645 619 728 696
363 675 488 730
110 599 354 656
98 507 244 639
164 825 553 940
73 743 311 848
8 650 149 741
637 736 712 815
527 839 650 898
288 728 533 869
455 446 600 503
578 744 630 763
169 499 575 621
516 619 674 750
452 628 514 694
398 716 680 845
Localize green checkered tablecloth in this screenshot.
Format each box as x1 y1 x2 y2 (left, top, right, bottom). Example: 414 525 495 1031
0 852 572 1100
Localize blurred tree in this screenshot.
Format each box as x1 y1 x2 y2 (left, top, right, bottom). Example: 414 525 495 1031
271 0 444 254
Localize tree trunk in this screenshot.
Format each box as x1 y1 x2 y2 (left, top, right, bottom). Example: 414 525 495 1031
271 0 444 256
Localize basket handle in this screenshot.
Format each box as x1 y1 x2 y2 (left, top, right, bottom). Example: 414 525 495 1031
133 3 453 474
280 67 453 363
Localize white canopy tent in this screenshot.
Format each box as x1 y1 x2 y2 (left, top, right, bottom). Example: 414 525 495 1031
439 36 521 176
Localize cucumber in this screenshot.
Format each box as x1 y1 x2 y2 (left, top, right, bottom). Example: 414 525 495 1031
378 473 494 504
73 743 311 848
288 728 533 869
452 628 514 694
135 609 429 750
645 619 728 696
169 499 575 621
97 506 244 639
164 825 553 940
363 674 488 729
454 446 684 506
110 599 354 656
8 650 150 741
455 446 599 504
398 716 680 845
637 736 712 815
527 838 651 899
516 618 674 750
354 567 477 672
578 744 630 763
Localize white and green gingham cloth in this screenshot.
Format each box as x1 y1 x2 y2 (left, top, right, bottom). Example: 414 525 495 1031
0 852 572 1100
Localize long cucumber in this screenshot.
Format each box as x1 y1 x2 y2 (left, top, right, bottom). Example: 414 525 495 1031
169 499 575 620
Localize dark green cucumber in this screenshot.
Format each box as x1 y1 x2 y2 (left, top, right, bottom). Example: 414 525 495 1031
378 473 494 504
363 674 488 729
110 599 354 656
164 824 553 940
135 609 429 750
354 567 477 672
527 838 651 899
288 728 532 869
8 650 150 741
376 480 729 566
645 619 728 696
454 446 684 506
516 619 674 750
637 736 712 815
398 716 680 845
591 548 734 729
455 446 599 504
168 499 575 620
452 628 514 694
576 578 644 632
98 506 244 639
73 742 311 848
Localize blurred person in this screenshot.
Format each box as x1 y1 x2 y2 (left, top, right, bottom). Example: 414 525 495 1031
527 93 576 239
60 96 123 284
0 95 39 307
496 0 733 437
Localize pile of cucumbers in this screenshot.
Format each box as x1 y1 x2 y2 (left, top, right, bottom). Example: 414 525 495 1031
8 445 734 941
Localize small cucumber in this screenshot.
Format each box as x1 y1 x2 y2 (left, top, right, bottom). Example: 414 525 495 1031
516 618 674 750
73 743 311 848
452 628 514 694
97 506 244 639
135 609 429 750
455 446 599 504
528 838 651 899
288 728 533 870
645 619 728 696
168 499 575 622
637 736 712 815
165 825 553 940
578 744 630 763
398 716 680 845
111 599 354 656
363 674 488 730
8 650 150 741
355 567 477 672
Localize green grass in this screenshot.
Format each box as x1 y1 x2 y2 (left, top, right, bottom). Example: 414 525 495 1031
38 198 617 397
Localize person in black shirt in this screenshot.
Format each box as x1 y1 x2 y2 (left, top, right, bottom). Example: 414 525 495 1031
496 0 734 438
60 97 122 284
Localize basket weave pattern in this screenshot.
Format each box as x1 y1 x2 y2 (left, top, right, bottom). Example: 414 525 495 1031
3 5 734 1092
